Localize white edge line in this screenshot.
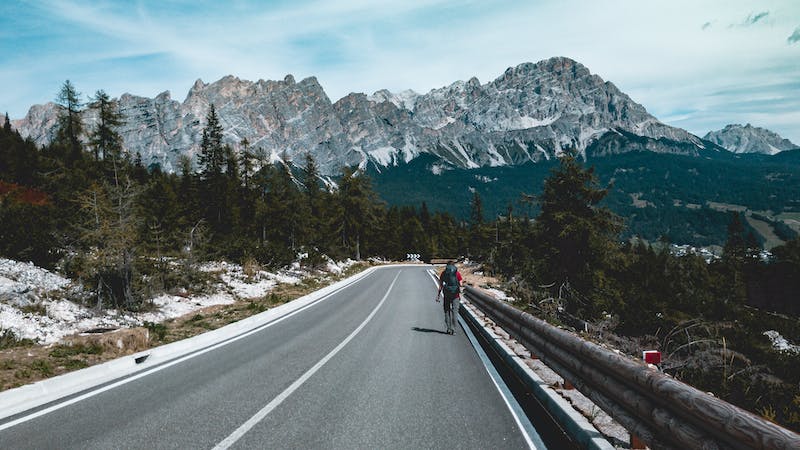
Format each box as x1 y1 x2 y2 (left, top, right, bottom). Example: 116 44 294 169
459 313 545 450
427 269 543 449
212 271 402 449
0 267 380 432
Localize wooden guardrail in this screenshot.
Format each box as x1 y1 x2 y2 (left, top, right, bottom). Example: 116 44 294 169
429 258 456 265
463 286 800 450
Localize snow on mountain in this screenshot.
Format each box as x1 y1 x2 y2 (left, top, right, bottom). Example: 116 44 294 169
13 57 706 175
703 124 798 155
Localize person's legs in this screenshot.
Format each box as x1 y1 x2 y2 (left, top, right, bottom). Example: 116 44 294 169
451 295 460 334
443 294 453 333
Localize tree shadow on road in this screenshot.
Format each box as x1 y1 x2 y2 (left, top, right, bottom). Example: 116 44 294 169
411 327 449 335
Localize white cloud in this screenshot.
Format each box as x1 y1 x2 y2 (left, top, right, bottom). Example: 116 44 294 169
2 0 799 143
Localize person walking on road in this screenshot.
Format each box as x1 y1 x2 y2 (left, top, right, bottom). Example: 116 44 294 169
436 261 463 335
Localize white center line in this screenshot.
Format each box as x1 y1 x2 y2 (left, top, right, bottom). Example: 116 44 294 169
212 271 401 450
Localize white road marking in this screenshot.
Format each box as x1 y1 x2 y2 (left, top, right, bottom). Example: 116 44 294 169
428 269 545 449
0 271 371 432
212 271 401 449
459 314 546 449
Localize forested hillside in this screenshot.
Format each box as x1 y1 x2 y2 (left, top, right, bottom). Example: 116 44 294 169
371 149 800 247
0 84 464 311
2 81 800 432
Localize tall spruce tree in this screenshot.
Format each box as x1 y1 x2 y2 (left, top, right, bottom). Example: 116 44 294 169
529 155 622 318
197 105 228 232
198 105 225 179
338 167 381 260
238 138 254 190
298 152 324 259
88 90 124 162
55 80 84 163
3 113 10 133
468 191 486 257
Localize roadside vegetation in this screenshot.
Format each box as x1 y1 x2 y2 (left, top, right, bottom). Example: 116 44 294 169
0 261 368 391
472 156 800 432
2 80 799 431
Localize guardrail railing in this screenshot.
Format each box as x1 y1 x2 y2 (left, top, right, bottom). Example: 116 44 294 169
463 286 800 450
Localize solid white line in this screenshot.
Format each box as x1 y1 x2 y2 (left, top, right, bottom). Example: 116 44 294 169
0 270 371 432
212 271 402 449
459 314 546 450
428 268 544 449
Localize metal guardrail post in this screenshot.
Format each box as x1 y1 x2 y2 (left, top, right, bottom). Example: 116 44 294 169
464 286 800 450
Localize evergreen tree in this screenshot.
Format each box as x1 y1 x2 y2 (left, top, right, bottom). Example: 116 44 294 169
714 212 751 312
223 144 242 240
338 167 381 260
298 153 325 261
55 80 84 163
3 113 10 133
88 90 124 162
723 212 747 265
239 138 255 190
255 163 301 265
176 154 200 228
197 105 229 233
420 201 431 230
198 105 225 179
529 155 623 318
468 191 490 259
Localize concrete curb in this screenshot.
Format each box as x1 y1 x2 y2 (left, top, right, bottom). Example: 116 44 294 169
460 300 615 450
0 264 397 422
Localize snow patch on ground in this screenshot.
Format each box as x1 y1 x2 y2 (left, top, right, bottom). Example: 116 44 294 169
137 293 236 324
0 259 71 298
0 257 350 345
324 258 357 275
484 287 514 302
764 330 800 354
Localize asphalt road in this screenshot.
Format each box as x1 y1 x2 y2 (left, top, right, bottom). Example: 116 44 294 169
0 266 534 449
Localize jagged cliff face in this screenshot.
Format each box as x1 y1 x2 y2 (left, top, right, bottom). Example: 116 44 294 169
703 124 798 155
12 57 705 174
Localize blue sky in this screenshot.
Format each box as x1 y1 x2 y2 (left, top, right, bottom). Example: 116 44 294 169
1 0 799 143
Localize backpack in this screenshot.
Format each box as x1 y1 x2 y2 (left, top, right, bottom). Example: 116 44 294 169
442 264 460 294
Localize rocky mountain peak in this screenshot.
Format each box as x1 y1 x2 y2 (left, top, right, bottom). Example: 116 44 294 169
12 57 713 175
704 123 798 155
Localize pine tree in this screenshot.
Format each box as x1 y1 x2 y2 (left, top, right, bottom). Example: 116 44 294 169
55 80 84 163
197 105 228 233
468 191 489 259
198 105 225 179
716 212 751 312
529 155 623 318
239 138 254 190
338 167 381 260
300 153 323 247
723 212 747 265
223 144 242 237
3 113 11 133
88 90 124 162
255 163 301 265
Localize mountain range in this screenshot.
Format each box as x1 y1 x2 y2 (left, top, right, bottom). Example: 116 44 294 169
11 56 800 248
16 56 794 176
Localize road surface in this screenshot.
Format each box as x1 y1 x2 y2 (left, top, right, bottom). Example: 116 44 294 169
0 266 540 449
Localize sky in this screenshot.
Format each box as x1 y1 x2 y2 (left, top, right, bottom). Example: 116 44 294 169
1 0 799 143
